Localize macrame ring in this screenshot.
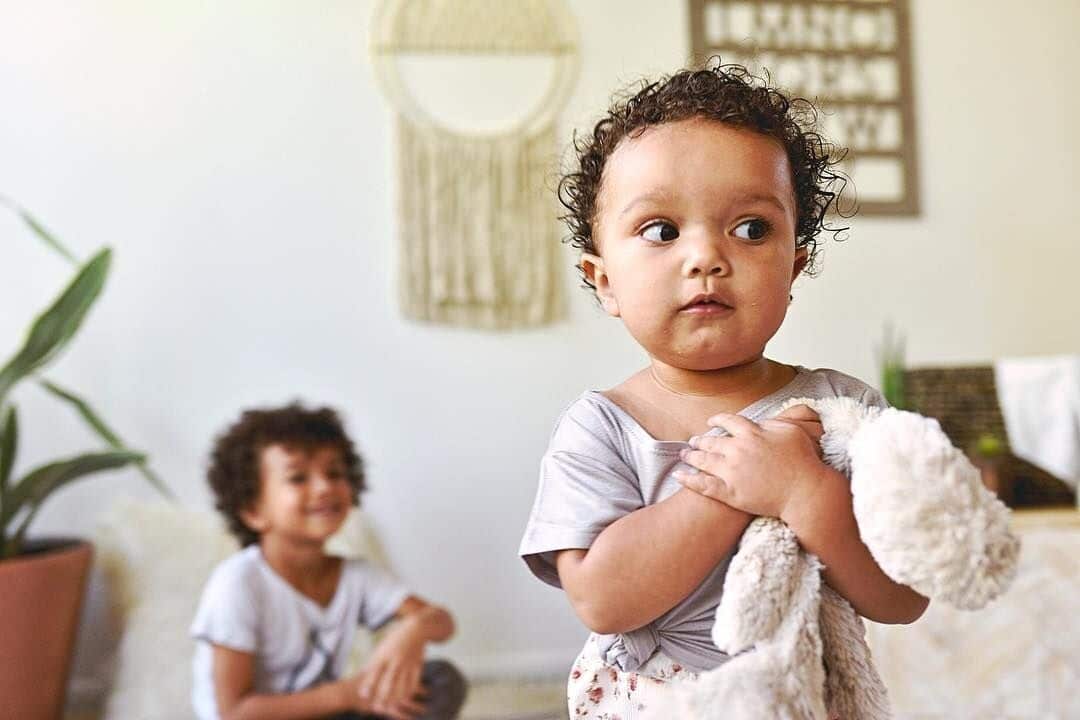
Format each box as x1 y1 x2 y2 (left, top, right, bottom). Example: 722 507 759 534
370 0 579 139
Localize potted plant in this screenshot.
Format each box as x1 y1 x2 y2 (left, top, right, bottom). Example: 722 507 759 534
876 321 907 410
0 198 170 719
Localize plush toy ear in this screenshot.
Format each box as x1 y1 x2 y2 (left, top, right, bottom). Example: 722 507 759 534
846 408 1020 609
780 397 880 475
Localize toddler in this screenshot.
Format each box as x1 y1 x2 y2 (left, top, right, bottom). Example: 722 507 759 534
192 403 466 720
519 63 928 716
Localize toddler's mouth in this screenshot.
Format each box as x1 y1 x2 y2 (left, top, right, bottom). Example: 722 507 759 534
680 293 734 312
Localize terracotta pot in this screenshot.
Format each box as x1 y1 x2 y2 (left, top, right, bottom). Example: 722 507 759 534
0 538 93 720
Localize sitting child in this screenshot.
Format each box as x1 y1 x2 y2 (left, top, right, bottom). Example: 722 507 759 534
191 403 466 720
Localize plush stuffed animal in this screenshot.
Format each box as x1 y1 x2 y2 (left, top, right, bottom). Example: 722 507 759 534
667 396 1021 720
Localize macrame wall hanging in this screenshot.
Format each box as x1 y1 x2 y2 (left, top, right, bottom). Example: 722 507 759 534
371 0 579 329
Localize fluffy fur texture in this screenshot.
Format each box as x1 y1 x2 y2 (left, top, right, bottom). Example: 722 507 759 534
666 397 1021 719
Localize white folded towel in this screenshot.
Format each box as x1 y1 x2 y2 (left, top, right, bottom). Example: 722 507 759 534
994 355 1080 491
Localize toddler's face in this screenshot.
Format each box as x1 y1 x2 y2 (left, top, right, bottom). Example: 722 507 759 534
240 443 353 546
583 117 807 372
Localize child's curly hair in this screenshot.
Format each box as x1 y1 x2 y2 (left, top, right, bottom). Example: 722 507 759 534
207 403 366 547
558 61 849 290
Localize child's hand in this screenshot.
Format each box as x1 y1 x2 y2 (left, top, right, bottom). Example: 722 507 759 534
355 617 429 719
335 671 426 720
673 407 826 519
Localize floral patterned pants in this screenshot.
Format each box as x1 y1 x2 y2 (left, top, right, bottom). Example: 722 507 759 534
567 635 699 719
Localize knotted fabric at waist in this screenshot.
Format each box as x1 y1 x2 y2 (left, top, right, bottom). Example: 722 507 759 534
595 615 729 675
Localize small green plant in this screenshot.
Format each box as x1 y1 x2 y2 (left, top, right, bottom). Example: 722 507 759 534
0 198 170 559
973 433 1006 459
876 321 907 410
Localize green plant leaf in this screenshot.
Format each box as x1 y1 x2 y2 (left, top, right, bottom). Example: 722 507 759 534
1 449 144 558
0 196 77 264
0 404 16 521
37 378 173 499
0 248 111 406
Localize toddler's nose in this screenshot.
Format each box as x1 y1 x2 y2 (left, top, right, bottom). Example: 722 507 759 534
683 234 728 278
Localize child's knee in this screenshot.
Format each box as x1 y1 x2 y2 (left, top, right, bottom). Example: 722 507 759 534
421 659 468 717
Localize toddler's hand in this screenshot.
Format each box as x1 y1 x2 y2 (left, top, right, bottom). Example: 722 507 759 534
674 408 826 519
337 671 426 720
354 618 429 719
772 404 824 448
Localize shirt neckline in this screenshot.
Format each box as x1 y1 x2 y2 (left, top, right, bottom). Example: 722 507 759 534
585 365 813 445
249 546 348 618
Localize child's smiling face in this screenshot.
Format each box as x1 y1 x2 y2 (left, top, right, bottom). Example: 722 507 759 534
240 443 353 546
583 117 807 372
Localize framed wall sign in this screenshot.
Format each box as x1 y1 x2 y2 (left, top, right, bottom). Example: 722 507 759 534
690 0 920 216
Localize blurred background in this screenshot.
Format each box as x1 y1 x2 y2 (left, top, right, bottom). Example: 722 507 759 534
2 1 1078 717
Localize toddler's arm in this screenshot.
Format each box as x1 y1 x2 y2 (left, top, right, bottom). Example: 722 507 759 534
781 466 929 624
556 491 752 634
357 595 455 706
676 406 928 625
210 644 383 720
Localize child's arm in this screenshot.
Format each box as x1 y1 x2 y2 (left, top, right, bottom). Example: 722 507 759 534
780 463 929 623
210 644 387 720
356 595 455 712
556 491 753 634
675 408 928 625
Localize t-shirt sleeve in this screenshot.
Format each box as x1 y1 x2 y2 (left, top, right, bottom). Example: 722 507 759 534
812 368 890 410
519 396 644 588
858 384 889 409
189 558 259 653
352 560 412 631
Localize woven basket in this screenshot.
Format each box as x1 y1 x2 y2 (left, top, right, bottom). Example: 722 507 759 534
902 366 1075 508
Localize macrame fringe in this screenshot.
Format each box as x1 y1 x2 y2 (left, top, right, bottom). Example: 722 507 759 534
395 118 563 329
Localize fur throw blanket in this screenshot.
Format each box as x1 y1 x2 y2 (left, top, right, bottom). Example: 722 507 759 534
668 397 1021 720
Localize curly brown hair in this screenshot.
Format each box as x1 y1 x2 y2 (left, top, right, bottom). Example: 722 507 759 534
558 61 849 290
206 403 366 547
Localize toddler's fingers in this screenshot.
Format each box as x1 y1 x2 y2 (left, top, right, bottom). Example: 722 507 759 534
775 404 819 422
372 702 414 720
674 469 730 502
394 666 421 705
681 447 727 472
706 412 760 436
397 695 428 717
688 434 728 452
376 665 400 705
358 666 382 699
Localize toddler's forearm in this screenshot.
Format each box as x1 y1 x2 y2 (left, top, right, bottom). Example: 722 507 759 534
397 603 455 643
558 489 751 634
219 681 352 720
782 465 929 624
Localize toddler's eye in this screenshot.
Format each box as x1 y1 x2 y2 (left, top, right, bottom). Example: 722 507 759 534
733 219 770 241
289 473 306 485
641 221 679 244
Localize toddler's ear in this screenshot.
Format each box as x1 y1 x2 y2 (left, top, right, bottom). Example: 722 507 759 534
239 506 268 534
791 246 810 282
581 253 620 317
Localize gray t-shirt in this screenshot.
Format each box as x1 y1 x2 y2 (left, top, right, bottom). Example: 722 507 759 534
519 366 886 673
190 545 410 720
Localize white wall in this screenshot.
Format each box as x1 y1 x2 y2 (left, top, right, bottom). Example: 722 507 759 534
1 0 1077 698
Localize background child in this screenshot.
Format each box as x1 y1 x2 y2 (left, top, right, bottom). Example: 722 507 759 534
519 63 929 716
192 403 466 720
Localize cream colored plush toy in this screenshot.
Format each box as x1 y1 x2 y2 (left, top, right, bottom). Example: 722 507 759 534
669 397 1021 720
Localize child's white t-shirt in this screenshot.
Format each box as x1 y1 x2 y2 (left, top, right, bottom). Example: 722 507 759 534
190 544 410 720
